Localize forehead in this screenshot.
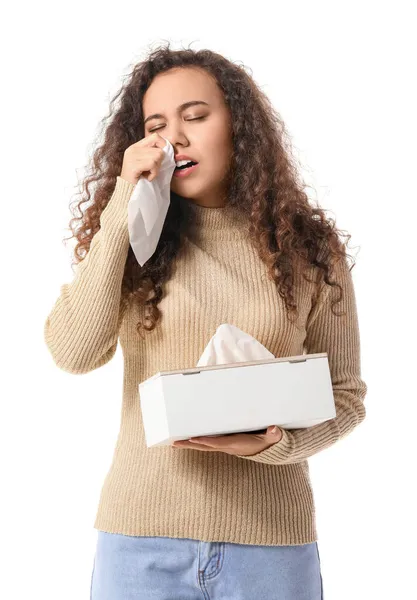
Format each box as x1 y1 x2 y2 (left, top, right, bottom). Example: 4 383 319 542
142 67 223 113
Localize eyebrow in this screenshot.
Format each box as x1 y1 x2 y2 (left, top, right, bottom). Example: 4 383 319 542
143 100 209 125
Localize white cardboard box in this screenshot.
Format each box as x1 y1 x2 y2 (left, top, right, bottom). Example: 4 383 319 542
139 352 336 447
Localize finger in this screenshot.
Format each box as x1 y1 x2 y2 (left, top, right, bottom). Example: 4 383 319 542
192 431 258 444
144 160 159 182
188 435 224 444
188 435 235 447
266 426 283 441
140 132 167 149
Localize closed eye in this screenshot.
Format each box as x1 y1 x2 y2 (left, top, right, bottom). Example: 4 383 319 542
149 116 206 132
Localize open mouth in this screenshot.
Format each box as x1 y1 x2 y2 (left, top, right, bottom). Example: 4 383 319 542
173 161 199 178
175 160 198 171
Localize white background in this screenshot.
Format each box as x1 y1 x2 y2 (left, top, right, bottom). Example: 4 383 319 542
2 1 416 598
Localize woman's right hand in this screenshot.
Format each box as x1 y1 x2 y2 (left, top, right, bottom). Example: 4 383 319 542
120 132 168 185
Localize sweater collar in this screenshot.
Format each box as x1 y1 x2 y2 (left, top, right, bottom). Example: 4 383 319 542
177 196 250 241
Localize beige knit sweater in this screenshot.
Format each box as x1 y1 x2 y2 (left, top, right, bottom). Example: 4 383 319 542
44 176 367 546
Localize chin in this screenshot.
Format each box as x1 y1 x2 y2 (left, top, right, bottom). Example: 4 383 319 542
172 180 207 200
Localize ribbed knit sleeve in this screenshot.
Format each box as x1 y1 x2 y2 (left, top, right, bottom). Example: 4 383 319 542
236 256 368 464
44 176 136 374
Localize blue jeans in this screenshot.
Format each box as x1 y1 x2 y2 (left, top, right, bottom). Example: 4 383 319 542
90 531 324 599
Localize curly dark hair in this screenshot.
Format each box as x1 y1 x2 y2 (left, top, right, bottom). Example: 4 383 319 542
65 42 357 339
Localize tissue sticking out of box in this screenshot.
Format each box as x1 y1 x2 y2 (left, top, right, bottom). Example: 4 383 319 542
196 324 275 367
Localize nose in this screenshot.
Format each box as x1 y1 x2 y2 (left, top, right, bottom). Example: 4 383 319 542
163 126 189 152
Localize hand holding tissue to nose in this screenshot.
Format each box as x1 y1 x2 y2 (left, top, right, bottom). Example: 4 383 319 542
127 136 177 267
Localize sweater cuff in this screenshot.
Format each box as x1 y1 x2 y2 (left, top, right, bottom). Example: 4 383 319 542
100 176 136 229
235 428 294 465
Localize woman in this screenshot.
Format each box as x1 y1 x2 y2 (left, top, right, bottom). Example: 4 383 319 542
44 43 367 599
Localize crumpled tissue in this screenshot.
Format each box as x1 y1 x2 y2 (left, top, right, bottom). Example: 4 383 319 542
127 137 176 266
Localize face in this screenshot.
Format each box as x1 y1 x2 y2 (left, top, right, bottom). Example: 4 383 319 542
142 67 233 207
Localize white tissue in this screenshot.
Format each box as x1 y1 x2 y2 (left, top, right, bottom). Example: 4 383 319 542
127 137 177 266
196 323 274 367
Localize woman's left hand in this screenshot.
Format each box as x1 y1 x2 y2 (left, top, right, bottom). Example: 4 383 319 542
171 426 283 456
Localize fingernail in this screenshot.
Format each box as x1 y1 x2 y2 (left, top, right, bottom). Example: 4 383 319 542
271 426 277 433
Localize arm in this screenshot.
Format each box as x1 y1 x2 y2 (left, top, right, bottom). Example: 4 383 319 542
236 256 368 464
44 176 136 374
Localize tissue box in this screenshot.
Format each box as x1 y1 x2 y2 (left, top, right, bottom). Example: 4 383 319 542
139 352 336 447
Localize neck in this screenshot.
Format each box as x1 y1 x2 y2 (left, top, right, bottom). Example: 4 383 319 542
177 196 250 241
187 186 228 208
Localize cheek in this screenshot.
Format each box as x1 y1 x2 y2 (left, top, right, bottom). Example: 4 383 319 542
207 152 231 180
201 118 232 151
205 133 233 168
193 121 232 177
